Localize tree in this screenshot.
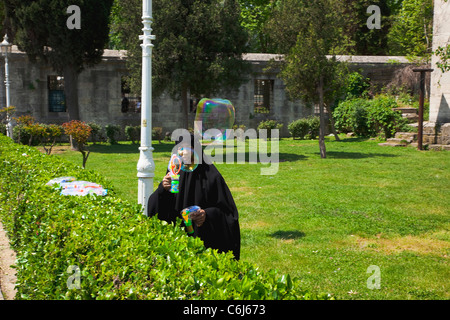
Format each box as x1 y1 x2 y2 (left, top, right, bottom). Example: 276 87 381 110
111 0 250 129
269 0 350 158
5 0 114 122
338 0 397 55
62 120 92 168
238 0 275 52
387 0 434 61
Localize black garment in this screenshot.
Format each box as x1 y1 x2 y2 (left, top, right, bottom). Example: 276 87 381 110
121 97 129 113
147 136 241 260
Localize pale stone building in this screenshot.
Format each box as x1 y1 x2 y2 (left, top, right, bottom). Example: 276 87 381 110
428 0 450 146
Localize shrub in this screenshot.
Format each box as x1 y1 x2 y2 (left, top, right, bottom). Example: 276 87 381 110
333 98 371 136
342 72 371 100
125 125 140 144
333 95 409 138
306 116 320 139
12 115 37 145
62 120 92 168
366 95 409 138
257 120 283 139
87 122 103 144
288 118 310 140
105 124 121 144
288 116 319 140
152 127 163 143
0 134 330 300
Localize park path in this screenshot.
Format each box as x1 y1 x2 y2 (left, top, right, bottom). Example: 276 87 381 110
0 220 17 300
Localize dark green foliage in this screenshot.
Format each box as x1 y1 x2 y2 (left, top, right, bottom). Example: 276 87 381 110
125 125 140 144
0 134 329 300
288 119 309 140
5 0 114 72
333 95 410 138
87 122 103 144
288 117 320 140
387 0 433 60
111 0 250 96
333 98 372 136
342 72 371 100
5 0 114 120
105 124 121 145
257 120 283 139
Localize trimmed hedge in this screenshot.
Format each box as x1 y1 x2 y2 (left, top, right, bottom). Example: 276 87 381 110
0 134 330 300
288 116 320 140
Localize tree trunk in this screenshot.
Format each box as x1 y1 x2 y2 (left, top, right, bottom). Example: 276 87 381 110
81 149 90 169
182 83 189 130
63 64 80 150
318 75 326 159
324 103 340 141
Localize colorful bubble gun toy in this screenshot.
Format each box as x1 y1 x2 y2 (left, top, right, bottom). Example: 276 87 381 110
168 154 182 193
180 205 200 235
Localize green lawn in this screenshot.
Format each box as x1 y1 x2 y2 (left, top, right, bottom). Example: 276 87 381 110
52 136 450 300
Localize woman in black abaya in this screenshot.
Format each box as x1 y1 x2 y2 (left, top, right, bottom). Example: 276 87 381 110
147 135 241 260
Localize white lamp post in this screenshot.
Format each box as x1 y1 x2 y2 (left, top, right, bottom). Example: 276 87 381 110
0 34 12 138
137 0 155 215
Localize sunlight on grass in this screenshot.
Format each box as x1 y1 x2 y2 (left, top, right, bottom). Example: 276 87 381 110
51 137 450 300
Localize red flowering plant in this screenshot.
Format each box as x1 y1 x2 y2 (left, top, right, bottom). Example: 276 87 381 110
14 115 35 126
62 120 92 168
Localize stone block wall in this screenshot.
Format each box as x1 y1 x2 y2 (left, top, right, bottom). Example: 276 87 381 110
0 49 418 139
429 0 450 124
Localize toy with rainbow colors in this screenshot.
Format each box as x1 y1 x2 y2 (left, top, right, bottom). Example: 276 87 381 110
168 154 182 193
180 205 200 235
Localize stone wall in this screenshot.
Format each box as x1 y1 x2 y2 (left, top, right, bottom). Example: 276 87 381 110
0 49 417 138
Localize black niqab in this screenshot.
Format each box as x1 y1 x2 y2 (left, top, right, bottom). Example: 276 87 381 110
147 135 241 260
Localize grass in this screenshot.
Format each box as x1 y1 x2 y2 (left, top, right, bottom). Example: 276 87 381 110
49 136 449 300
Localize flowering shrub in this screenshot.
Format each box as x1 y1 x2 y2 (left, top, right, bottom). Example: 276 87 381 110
14 114 35 126
62 120 92 146
62 120 92 168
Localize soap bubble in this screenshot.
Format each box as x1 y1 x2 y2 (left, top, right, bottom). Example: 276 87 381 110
194 98 235 141
177 146 199 172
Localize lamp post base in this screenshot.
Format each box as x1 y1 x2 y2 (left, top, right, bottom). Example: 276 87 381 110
137 146 154 216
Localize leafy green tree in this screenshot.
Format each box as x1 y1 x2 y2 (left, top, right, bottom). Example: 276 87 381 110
111 0 250 129
387 0 434 61
238 0 275 52
4 0 114 121
340 0 396 55
269 0 350 158
264 0 306 54
266 0 403 56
